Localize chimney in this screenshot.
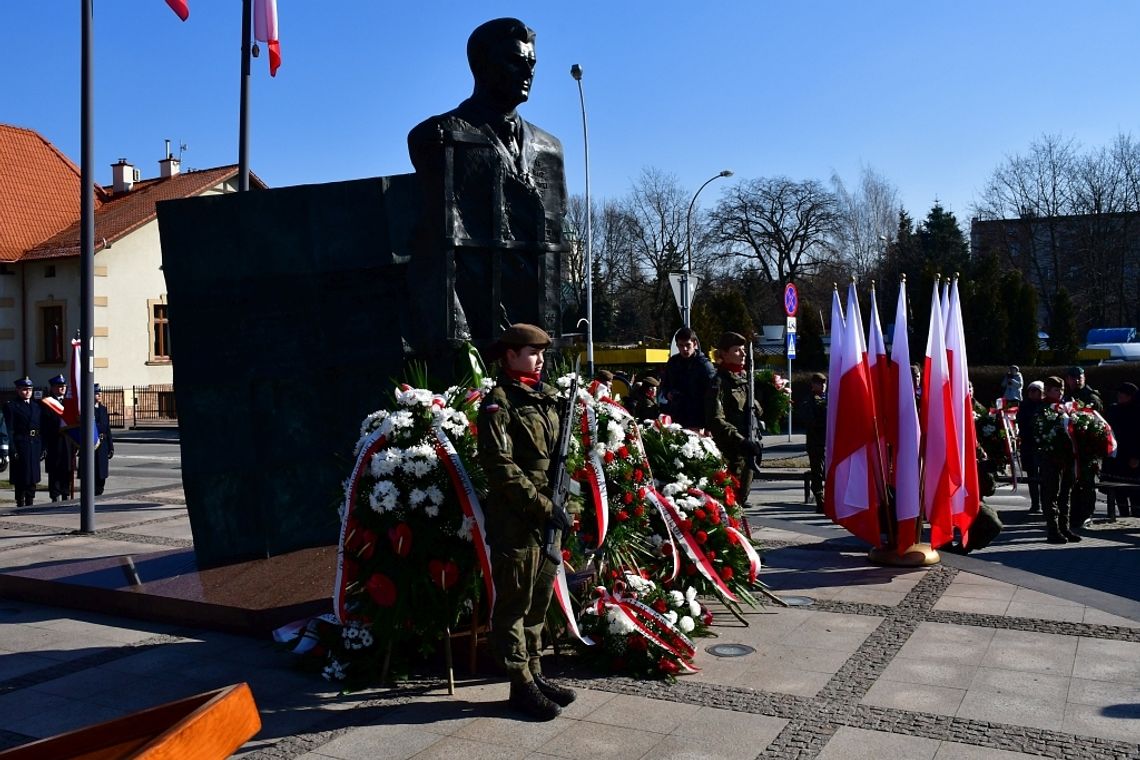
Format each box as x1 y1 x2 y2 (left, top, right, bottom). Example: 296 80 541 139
159 139 180 179
110 158 139 194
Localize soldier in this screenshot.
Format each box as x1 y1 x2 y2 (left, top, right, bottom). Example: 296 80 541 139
593 369 613 395
3 377 42 507
706 332 764 505
93 385 114 496
798 372 828 513
41 374 72 501
1037 376 1080 544
476 323 575 721
1063 366 1102 412
630 376 661 422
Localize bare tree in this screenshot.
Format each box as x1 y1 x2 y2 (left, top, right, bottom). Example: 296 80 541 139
710 176 841 284
831 166 900 278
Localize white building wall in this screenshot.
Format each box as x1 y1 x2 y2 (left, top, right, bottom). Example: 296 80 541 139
18 257 81 388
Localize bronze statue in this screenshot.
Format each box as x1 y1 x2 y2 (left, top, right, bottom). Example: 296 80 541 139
407 18 568 364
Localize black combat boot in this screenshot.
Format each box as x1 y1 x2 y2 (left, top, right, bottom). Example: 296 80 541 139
533 673 576 707
508 680 561 721
1045 518 1067 544
1061 526 1082 542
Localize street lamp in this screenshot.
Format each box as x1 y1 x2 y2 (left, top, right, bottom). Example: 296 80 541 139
570 63 594 376
682 170 733 327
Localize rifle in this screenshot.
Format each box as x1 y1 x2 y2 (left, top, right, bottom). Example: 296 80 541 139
745 336 764 477
543 356 581 565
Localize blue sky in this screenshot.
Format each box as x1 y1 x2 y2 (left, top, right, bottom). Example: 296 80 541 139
6 2 1140 225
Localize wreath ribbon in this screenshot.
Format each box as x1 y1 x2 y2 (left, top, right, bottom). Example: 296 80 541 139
333 428 388 623
645 487 737 602
553 562 595 646
433 425 496 612
689 488 761 585
579 398 610 549
592 587 698 673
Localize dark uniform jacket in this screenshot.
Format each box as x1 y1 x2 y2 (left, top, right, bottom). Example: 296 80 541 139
1016 397 1042 454
477 376 562 549
94 403 114 480
706 368 763 464
659 352 716 430
798 393 828 452
41 399 70 476
1065 385 1103 412
3 399 42 485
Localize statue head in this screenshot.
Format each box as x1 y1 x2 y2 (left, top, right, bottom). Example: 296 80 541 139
467 18 537 112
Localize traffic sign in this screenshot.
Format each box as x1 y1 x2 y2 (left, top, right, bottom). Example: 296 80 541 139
786 316 797 334
783 283 799 317
787 332 797 358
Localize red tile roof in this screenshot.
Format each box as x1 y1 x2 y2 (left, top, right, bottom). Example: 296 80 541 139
0 124 86 262
2 124 267 262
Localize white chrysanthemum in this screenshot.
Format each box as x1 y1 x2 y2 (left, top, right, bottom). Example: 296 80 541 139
680 441 702 460
662 482 683 497
425 485 445 505
556 373 575 389
624 574 655 594
696 477 709 490
368 480 399 513
679 616 695 633
606 420 624 446
685 586 698 602
424 504 440 518
700 436 721 457
322 657 347 681
673 458 685 470
669 590 685 608
665 610 679 625
606 607 637 635
370 448 401 478
457 515 475 541
591 443 607 459
396 387 434 407
689 599 702 617
359 409 389 437
480 376 495 391
409 488 427 506
390 410 414 429
648 534 665 548
359 629 374 648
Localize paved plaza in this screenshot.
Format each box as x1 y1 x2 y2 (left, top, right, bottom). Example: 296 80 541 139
0 435 1135 759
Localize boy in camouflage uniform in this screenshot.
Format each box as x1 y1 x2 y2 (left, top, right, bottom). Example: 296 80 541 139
706 332 764 505
798 372 828 512
477 323 575 721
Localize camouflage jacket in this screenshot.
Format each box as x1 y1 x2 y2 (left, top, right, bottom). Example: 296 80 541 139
798 393 828 450
477 375 561 548
706 368 763 461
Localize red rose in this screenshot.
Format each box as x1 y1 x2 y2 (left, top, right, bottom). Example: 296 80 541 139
604 451 615 463
562 548 572 563
609 569 621 579
657 656 680 675
729 517 740 529
628 634 649 652
720 566 734 581
714 471 727 485
634 469 644 482
622 492 634 505
680 519 693 532
709 510 721 525
653 598 668 613
685 563 698 576
638 487 648 499
617 510 630 522
618 446 630 459
727 531 739 545
428 559 460 590
387 523 413 558
662 543 674 555
707 550 717 559
702 609 714 625
365 573 396 607
696 530 708 545
725 488 736 507
695 509 707 521
633 505 645 518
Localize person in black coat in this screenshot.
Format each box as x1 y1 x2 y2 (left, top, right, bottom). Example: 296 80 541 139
41 374 72 501
1104 382 1139 519
93 385 114 495
658 328 716 431
1015 380 1044 514
3 377 42 507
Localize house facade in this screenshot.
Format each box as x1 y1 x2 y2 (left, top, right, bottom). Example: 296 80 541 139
0 124 263 417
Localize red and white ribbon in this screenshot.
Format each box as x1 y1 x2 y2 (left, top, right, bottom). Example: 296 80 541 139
333 428 388 622
690 489 761 585
579 399 610 548
553 562 595 646
592 587 698 673
645 487 737 602
433 425 496 611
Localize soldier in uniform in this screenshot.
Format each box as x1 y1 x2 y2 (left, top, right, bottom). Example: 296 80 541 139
1063 366 1103 411
706 332 764 505
476 323 575 721
93 385 114 495
41 374 72 501
798 372 828 512
630 376 661 421
1037 376 1081 544
3 377 42 507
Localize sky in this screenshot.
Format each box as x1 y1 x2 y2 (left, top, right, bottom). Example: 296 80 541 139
5 2 1140 228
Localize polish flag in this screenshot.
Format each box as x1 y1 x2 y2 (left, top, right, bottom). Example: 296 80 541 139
866 287 890 466
890 281 922 554
923 281 961 548
946 279 981 544
165 0 189 21
824 283 880 546
254 0 281 77
824 287 844 468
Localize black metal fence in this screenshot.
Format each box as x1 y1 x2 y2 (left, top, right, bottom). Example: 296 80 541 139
132 384 177 425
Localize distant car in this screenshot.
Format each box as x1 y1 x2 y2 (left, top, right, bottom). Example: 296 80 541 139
1084 327 1140 362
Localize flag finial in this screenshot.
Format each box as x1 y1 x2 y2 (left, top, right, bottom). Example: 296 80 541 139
900 273 907 282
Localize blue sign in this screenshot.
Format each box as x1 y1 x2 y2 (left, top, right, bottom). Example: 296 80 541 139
783 283 799 317
787 332 797 359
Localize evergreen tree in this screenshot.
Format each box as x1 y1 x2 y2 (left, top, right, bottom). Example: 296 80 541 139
693 285 753 347
1004 270 1039 366
962 255 1008 365
1049 287 1080 363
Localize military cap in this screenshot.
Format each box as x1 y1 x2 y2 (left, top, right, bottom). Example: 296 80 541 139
717 331 747 351
48 374 66 386
595 369 614 382
810 372 827 384
498 323 551 349
93 383 101 394
1065 366 1084 378
1026 380 1045 393
1044 375 1064 390
13 377 32 388
640 376 660 388
1117 381 1138 396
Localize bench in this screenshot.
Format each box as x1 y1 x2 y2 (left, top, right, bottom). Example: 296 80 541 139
759 467 813 502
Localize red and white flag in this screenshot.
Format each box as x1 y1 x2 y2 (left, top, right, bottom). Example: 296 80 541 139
824 283 880 546
254 0 281 77
824 287 844 467
867 287 890 466
923 281 961 548
890 281 922 554
165 0 189 21
945 279 981 544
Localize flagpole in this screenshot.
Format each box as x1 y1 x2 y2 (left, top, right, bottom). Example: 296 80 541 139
238 0 252 191
79 0 96 533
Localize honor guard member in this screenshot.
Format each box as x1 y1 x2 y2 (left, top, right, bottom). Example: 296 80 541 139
41 374 72 501
798 372 828 512
476 323 576 721
1037 376 1081 544
631 376 661 421
93 385 114 495
707 332 764 504
3 378 43 507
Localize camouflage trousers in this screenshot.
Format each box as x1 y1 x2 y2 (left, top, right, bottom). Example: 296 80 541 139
490 543 558 684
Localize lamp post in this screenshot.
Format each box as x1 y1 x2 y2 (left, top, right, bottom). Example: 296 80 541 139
683 170 733 327
570 63 594 376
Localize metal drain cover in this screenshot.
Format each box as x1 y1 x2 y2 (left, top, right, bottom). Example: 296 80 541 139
706 643 756 658
776 595 815 606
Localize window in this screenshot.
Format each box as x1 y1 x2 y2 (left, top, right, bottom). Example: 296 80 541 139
41 305 64 363
151 302 170 361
